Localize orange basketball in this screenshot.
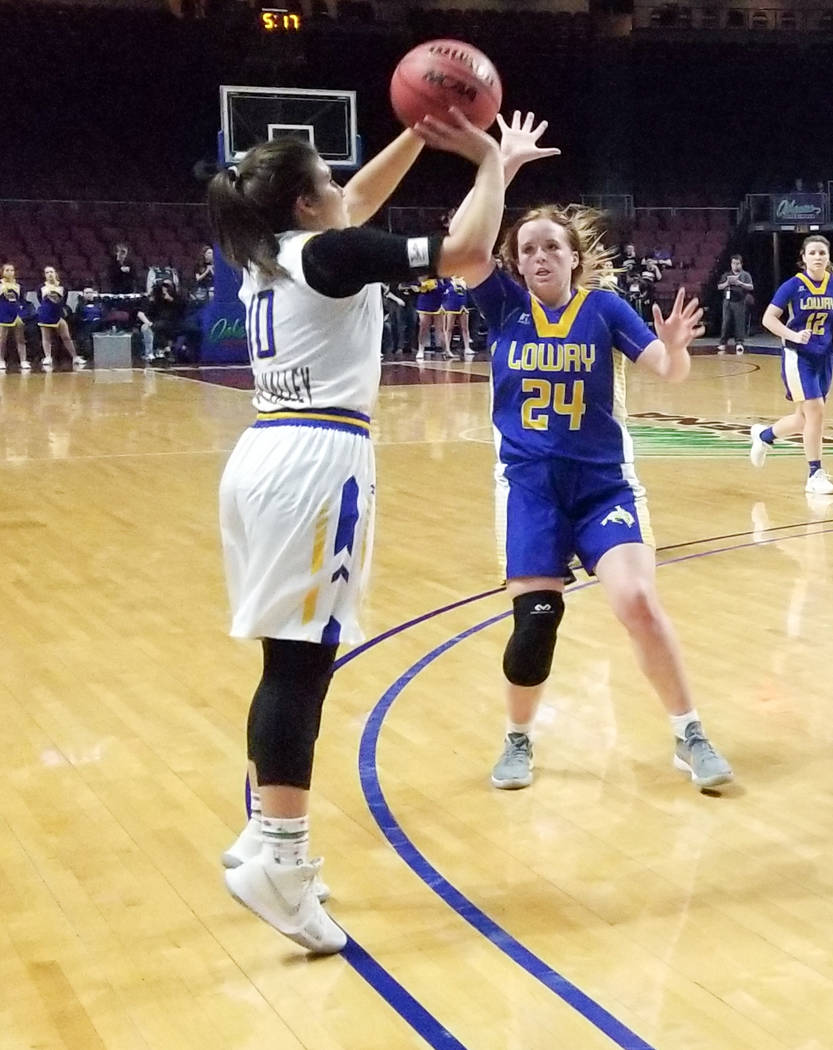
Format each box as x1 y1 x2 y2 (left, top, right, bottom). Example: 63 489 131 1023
390 39 502 131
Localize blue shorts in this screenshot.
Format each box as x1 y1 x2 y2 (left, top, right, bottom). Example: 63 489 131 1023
416 288 444 314
781 347 833 403
502 458 654 580
441 289 468 313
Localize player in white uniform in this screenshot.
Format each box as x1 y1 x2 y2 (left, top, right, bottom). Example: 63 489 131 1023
207 109 559 955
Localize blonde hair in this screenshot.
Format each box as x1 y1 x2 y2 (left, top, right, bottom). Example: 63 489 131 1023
499 204 616 290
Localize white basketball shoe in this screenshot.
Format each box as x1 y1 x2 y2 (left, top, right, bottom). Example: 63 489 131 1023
224 854 346 954
222 818 330 901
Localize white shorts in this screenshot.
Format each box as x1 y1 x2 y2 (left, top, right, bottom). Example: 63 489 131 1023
219 410 376 645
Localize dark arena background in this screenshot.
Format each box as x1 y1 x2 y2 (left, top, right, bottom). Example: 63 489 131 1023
2 0 832 346
3 4 833 1050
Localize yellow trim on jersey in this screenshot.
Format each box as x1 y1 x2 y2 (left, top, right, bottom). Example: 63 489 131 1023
796 272 830 296
255 410 371 432
783 348 806 401
530 286 590 338
634 495 655 548
611 350 628 427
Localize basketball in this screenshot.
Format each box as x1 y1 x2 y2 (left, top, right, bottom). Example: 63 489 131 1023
390 39 502 131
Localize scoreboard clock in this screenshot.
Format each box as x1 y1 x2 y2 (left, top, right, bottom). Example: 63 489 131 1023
260 8 302 31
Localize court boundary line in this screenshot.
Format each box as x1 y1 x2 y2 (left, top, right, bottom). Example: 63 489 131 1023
347 526 833 1050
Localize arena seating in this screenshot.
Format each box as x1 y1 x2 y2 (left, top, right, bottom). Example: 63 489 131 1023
0 200 210 291
630 208 734 306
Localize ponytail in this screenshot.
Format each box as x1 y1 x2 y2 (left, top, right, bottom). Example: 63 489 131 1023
207 138 320 278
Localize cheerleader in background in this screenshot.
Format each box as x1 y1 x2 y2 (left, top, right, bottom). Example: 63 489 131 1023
441 274 471 357
0 263 30 370
37 266 85 368
414 275 448 359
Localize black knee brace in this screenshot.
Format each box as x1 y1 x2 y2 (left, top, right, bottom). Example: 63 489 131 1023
502 590 564 687
247 638 338 790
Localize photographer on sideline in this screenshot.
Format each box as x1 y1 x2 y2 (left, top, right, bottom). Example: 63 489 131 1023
716 254 753 354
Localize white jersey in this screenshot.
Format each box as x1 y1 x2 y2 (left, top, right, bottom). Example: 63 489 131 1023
240 231 383 417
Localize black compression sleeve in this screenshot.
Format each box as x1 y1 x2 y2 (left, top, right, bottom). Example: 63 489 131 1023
302 227 444 298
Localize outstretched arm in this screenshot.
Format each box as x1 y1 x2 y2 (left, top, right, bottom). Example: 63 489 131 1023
637 287 704 382
411 109 503 286
343 130 425 227
447 110 561 240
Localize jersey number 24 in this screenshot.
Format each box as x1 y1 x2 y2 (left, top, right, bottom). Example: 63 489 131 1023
521 379 586 431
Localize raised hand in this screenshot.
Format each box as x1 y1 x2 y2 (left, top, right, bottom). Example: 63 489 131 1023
496 110 561 173
652 287 705 351
411 107 499 166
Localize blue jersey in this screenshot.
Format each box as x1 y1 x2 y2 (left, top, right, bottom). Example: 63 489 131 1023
471 267 656 466
770 270 833 357
0 281 24 325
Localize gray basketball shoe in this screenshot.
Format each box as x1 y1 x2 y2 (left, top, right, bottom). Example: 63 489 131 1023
673 721 733 788
491 732 534 789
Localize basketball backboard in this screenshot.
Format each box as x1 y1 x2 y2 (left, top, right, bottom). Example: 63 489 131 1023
220 85 359 169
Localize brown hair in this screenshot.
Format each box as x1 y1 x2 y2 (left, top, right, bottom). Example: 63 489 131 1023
207 138 320 278
799 234 832 271
499 204 614 290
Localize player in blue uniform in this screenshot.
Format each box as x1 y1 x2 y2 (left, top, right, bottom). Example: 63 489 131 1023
37 267 84 369
463 193 732 792
750 235 833 494
0 263 30 370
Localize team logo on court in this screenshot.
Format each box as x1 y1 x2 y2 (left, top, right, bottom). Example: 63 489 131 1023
601 505 635 528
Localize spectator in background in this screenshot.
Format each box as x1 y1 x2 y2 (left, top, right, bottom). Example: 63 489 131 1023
618 242 639 281
73 288 105 358
618 246 657 321
716 254 753 354
639 253 663 311
108 243 138 294
37 266 85 369
651 245 673 271
194 245 214 296
146 261 180 295
598 258 620 293
394 280 418 353
0 262 30 370
137 277 185 362
380 283 406 356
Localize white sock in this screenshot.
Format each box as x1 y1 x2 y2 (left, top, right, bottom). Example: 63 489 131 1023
670 709 700 741
249 789 262 822
507 720 534 738
261 815 309 866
